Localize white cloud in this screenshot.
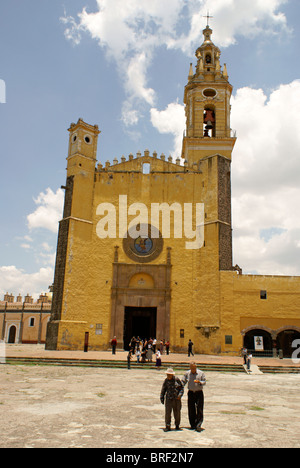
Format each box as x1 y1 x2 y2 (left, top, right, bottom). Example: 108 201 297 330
182 0 290 50
41 242 52 252
0 191 60 298
37 243 56 267
231 81 300 275
27 188 64 234
150 101 186 157
60 9 83 45
231 81 300 190
0 265 54 300
61 0 289 127
20 243 32 250
125 52 155 106
66 0 183 127
121 103 140 128
37 252 56 267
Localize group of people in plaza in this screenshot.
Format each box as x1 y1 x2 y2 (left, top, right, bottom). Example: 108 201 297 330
111 336 195 361
160 362 206 432
111 336 170 368
127 337 170 369
129 336 170 358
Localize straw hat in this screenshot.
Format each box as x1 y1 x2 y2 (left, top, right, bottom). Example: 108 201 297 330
165 368 175 375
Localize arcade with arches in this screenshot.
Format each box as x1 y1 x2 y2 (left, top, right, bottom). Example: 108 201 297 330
242 325 300 358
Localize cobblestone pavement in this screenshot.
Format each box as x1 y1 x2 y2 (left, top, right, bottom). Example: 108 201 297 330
0 364 300 448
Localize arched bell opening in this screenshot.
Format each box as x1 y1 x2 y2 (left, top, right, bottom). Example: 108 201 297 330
203 106 216 137
205 53 212 65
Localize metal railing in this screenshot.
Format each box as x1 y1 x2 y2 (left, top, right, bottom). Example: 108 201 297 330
246 349 274 358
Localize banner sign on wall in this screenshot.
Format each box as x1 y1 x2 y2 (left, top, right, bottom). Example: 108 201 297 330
254 336 264 351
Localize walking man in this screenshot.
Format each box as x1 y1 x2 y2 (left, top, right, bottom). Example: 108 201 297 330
127 350 132 369
160 368 184 432
247 353 252 371
188 339 194 357
111 336 117 355
182 361 206 431
241 346 247 365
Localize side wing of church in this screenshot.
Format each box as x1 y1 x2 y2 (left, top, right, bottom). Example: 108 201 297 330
46 26 300 357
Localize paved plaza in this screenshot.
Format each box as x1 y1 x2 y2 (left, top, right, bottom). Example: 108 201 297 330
0 359 300 448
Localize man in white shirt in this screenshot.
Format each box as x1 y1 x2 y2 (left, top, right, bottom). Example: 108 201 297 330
182 361 206 431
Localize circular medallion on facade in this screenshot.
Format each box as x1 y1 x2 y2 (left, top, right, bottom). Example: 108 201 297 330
134 237 153 255
123 224 163 263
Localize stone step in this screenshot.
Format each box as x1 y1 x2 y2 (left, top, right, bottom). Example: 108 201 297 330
259 366 300 374
5 356 299 374
243 364 263 375
4 356 245 373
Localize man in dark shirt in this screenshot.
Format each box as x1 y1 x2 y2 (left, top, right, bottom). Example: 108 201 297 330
160 368 184 432
188 339 194 357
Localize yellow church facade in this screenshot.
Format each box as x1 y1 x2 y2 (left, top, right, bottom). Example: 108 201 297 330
46 26 300 357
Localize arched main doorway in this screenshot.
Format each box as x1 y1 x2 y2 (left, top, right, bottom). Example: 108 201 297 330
244 328 273 355
123 307 157 351
276 329 300 358
8 325 17 344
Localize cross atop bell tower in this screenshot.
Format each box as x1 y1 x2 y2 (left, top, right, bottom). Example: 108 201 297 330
203 11 213 27
182 26 236 164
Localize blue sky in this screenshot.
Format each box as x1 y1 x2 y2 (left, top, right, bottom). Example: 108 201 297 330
1 0 300 298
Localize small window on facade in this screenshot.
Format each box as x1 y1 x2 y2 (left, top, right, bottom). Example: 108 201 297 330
225 335 232 345
260 290 267 300
142 163 151 174
96 324 103 335
29 317 35 327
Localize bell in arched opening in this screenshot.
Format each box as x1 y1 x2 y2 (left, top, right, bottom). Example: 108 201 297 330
203 108 215 137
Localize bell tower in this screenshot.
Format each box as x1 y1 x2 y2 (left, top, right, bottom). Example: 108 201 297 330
181 24 236 273
181 25 236 164
66 119 100 221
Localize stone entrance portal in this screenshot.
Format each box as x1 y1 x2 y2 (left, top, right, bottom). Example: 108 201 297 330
110 254 171 350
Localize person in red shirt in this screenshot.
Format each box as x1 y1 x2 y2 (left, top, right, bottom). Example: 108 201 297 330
111 336 117 355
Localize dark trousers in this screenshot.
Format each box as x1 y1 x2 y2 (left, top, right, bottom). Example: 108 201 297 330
165 399 181 428
188 390 204 429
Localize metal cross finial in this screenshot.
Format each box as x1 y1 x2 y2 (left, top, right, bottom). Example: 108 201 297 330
203 11 213 27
